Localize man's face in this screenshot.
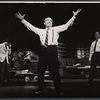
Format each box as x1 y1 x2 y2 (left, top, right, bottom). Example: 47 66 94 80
5 42 11 47
95 32 100 39
5 42 8 46
44 17 53 27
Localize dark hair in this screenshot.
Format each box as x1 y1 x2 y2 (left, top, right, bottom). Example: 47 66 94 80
5 39 11 44
95 31 100 33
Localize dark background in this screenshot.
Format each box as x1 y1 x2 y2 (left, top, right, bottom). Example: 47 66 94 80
0 3 100 51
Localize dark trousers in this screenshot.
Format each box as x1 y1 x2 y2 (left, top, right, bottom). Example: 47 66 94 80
38 45 61 93
89 52 100 84
0 59 10 84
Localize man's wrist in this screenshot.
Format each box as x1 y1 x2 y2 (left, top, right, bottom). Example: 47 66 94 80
73 15 76 18
20 17 24 21
73 15 76 19
21 18 25 23
89 59 91 62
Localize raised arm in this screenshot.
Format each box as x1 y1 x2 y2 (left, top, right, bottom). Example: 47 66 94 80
54 9 81 33
15 12 41 35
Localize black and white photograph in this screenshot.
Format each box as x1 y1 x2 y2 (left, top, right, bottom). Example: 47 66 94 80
0 2 100 99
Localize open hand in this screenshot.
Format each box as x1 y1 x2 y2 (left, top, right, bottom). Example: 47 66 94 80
73 9 81 17
15 12 26 20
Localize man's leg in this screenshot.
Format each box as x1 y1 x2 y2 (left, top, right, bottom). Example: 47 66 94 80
5 64 10 84
37 47 47 92
0 59 6 86
49 62 61 94
88 54 97 85
47 46 62 95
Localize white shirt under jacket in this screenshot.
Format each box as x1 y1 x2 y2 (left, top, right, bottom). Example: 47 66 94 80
89 38 100 61
0 43 11 64
21 16 76 46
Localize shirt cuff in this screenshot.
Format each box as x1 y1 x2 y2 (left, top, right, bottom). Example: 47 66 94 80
21 19 26 23
73 16 76 19
89 57 91 61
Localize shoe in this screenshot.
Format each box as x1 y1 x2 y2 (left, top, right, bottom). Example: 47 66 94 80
86 83 92 87
7 83 12 86
0 84 2 87
59 93 64 95
57 93 64 97
35 90 44 95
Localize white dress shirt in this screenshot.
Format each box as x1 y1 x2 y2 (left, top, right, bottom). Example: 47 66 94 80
21 16 76 46
0 43 10 64
89 38 100 61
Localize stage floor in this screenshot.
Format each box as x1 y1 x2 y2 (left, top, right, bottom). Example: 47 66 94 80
1 79 100 98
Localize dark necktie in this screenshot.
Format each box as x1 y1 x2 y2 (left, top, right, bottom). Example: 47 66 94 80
5 44 7 51
94 39 98 52
45 29 49 47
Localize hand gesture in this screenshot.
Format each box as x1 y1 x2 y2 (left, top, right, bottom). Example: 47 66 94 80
6 63 10 67
89 60 91 65
15 12 26 20
73 9 81 17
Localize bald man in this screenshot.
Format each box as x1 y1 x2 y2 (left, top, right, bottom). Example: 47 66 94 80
15 9 81 97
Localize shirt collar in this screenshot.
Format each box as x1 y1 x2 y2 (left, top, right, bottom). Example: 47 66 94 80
96 38 100 41
45 27 52 31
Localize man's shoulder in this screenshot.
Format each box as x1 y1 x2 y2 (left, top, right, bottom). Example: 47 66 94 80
91 41 95 45
0 42 4 46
